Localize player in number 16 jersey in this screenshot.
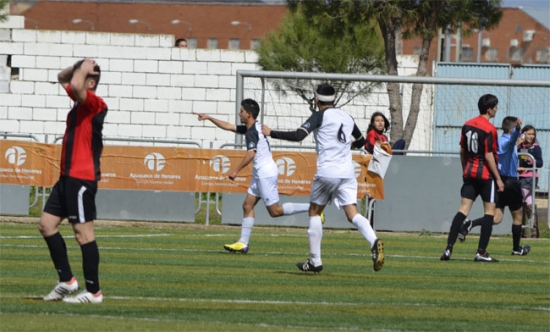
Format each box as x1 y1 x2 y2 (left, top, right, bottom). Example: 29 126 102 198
441 94 504 263
461 115 499 181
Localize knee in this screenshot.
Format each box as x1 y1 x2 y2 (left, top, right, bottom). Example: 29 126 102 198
267 209 281 218
242 202 252 213
38 221 55 237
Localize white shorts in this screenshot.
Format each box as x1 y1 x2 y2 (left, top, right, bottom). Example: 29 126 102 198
248 176 280 207
310 176 357 209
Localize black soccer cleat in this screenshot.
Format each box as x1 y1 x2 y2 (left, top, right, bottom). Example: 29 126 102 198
511 246 531 256
440 248 452 261
296 259 323 273
474 251 499 262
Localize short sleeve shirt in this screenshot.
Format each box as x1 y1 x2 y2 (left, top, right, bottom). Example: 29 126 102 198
61 84 108 181
460 115 498 180
236 122 278 178
300 108 363 178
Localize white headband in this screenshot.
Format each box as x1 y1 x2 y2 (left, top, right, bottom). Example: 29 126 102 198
316 93 335 102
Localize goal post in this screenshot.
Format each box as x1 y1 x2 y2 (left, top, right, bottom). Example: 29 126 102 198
235 69 550 191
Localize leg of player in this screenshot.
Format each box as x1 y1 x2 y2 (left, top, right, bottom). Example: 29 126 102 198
441 197 473 260
297 203 325 273
63 221 103 304
39 212 79 301
343 204 384 272
265 202 310 218
510 207 530 256
224 194 260 254
474 201 498 262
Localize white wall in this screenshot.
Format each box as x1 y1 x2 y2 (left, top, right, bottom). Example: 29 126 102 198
0 25 428 149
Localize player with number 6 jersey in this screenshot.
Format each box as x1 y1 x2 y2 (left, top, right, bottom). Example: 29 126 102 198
440 94 504 263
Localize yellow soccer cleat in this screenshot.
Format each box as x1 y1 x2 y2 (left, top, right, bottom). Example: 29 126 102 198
320 212 325 224
371 239 385 272
224 241 249 254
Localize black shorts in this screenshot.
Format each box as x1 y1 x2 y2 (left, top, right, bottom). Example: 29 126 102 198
496 178 523 211
44 176 98 223
461 178 495 203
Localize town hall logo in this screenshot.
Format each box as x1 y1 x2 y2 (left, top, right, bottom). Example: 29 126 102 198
5 146 27 166
210 155 231 174
276 157 296 176
144 152 165 172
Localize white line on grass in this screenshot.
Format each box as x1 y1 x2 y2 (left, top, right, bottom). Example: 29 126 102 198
2 294 549 312
0 243 544 263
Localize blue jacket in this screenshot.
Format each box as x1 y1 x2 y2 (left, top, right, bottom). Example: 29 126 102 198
498 128 520 177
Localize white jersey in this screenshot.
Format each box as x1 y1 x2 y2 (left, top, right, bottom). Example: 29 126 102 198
236 122 278 179
300 108 362 178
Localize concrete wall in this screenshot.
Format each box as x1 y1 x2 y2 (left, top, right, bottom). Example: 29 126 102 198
0 23 423 149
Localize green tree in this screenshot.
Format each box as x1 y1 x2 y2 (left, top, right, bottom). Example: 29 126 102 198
256 5 385 111
372 0 503 148
0 0 9 23
288 0 503 149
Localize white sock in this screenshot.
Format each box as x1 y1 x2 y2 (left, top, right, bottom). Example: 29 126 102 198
238 217 255 245
307 216 323 266
352 214 377 248
282 202 309 215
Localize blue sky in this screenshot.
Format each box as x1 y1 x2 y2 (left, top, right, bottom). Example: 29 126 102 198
502 0 550 8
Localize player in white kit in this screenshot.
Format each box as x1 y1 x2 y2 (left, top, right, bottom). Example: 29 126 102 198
195 99 312 253
262 84 384 272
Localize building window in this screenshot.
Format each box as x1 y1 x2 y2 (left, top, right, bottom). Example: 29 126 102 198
251 39 261 50
460 47 474 62
229 38 240 50
535 48 550 63
187 38 198 49
485 48 498 62
508 47 524 62
207 38 218 49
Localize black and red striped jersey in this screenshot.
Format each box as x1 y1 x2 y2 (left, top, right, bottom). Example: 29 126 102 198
460 115 498 180
60 84 108 181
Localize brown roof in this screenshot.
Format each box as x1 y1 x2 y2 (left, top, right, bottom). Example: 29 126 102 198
20 1 288 49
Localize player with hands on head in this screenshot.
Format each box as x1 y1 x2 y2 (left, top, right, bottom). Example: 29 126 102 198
39 58 107 304
194 99 311 254
262 83 385 273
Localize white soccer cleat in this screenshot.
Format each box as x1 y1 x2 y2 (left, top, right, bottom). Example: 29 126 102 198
43 277 79 301
63 290 103 304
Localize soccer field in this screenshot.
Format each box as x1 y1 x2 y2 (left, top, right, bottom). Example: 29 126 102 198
1 220 549 331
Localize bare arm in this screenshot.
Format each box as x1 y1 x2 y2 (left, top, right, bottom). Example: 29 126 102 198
484 152 504 192
57 66 74 89
227 150 255 180
194 112 236 132
70 59 99 103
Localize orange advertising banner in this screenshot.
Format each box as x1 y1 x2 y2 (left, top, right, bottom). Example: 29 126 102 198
0 140 57 187
0 141 384 200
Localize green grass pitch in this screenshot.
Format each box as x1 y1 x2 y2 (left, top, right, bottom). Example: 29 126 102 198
1 220 549 331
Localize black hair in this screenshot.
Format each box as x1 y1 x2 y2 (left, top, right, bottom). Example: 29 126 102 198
175 38 187 47
73 59 101 90
477 94 498 115
241 98 260 119
367 112 390 134
501 116 518 134
316 83 335 106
